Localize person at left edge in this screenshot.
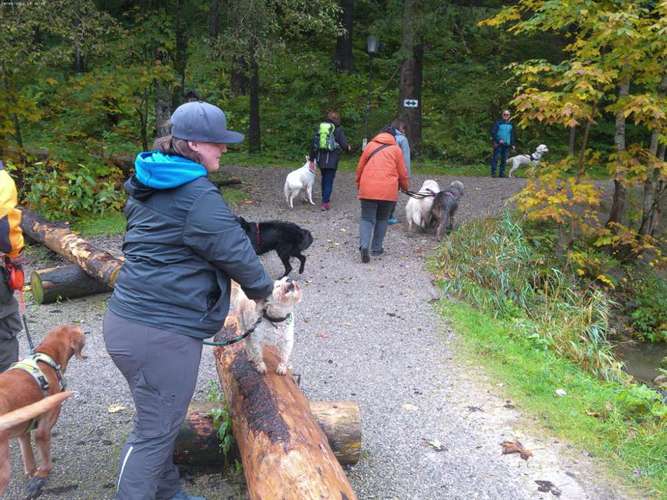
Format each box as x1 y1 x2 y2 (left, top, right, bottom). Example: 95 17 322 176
0 160 24 373
104 101 274 500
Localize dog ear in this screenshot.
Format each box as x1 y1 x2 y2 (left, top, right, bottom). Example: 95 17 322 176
69 327 87 360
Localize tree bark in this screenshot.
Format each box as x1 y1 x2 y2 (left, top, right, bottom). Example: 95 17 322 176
172 0 188 108
154 50 172 139
568 125 577 157
30 265 112 305
334 0 354 72
174 400 361 466
639 73 667 236
607 78 630 226
208 0 221 39
19 209 123 287
230 56 249 96
248 51 261 153
398 0 423 154
214 341 357 499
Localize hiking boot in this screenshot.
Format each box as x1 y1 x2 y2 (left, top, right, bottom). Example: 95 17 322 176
321 202 330 211
360 248 370 263
387 217 398 225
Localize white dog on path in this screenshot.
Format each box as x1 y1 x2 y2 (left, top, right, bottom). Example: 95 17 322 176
507 144 549 178
284 159 316 208
405 179 440 231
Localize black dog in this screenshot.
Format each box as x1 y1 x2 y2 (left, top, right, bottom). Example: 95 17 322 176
431 180 465 241
238 217 314 277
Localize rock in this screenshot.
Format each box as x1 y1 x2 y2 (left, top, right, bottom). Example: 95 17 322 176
653 374 667 389
555 388 567 397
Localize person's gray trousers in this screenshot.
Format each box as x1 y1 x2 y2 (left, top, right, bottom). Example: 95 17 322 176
103 309 203 500
359 199 396 253
0 295 22 372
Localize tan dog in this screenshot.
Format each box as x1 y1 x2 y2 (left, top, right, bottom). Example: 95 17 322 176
229 278 303 375
0 325 85 498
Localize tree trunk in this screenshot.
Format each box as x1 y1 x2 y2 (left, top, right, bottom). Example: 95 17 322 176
172 0 188 108
230 56 249 96
30 265 112 305
334 0 354 72
208 0 221 39
214 342 357 499
19 209 123 287
73 41 85 73
248 51 261 153
398 0 423 154
607 78 630 226
174 400 361 466
154 50 172 139
639 73 667 236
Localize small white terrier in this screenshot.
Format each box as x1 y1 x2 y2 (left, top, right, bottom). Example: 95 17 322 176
234 277 303 375
405 179 440 231
507 144 549 178
284 158 316 208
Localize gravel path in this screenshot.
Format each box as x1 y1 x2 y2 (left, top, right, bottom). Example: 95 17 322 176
6 166 629 499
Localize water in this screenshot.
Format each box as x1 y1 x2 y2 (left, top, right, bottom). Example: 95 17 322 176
613 338 667 385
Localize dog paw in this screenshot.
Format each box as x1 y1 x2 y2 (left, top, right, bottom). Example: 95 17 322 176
276 363 288 375
254 361 267 374
25 476 48 499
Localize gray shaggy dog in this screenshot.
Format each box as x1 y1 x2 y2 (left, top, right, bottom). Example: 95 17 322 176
431 181 465 241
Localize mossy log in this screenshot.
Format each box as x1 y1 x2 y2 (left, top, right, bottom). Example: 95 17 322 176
214 339 357 500
19 208 123 287
174 400 361 466
30 265 113 304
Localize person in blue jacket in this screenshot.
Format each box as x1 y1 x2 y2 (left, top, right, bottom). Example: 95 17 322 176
104 101 273 500
386 119 410 225
490 110 516 178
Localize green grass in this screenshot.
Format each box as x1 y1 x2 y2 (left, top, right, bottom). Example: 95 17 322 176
72 211 127 237
442 299 667 498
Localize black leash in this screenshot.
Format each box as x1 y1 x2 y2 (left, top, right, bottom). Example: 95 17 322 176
401 188 437 199
202 316 262 347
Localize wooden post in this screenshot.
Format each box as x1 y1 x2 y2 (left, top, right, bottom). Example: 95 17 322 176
31 265 113 304
20 208 123 287
174 400 361 466
215 343 357 500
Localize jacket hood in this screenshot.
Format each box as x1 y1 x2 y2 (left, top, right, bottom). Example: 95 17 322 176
134 151 207 190
371 132 397 146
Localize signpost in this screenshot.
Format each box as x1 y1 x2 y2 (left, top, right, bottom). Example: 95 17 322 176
403 99 419 108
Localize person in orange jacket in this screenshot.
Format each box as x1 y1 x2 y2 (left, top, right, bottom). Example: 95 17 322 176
355 131 409 263
0 160 24 372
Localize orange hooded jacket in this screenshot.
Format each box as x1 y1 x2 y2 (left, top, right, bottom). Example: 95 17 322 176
355 132 409 202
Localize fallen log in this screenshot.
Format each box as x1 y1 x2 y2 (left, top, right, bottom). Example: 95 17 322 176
30 265 113 305
215 343 357 499
174 400 361 466
19 208 123 287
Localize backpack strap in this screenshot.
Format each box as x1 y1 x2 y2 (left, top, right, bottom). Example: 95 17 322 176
365 143 391 164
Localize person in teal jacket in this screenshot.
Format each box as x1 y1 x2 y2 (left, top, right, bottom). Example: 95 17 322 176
490 110 516 178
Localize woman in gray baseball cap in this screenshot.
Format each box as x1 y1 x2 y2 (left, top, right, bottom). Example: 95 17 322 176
103 101 273 500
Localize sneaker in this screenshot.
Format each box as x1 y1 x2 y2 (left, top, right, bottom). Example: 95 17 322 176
321 202 330 211
360 248 370 263
171 490 206 500
387 217 398 225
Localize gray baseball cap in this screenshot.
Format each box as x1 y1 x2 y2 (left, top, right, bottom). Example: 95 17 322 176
171 101 244 144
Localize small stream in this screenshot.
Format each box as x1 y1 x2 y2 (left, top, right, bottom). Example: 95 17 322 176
613 338 667 385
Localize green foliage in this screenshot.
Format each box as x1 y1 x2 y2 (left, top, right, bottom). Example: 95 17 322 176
8 159 125 220
433 212 625 381
628 273 667 343
444 301 666 496
72 211 127 237
206 381 235 459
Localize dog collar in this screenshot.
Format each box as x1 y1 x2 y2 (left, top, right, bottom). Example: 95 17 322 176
530 153 538 161
8 352 66 396
263 310 292 324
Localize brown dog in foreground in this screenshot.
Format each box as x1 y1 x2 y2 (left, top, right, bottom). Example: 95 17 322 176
0 325 85 498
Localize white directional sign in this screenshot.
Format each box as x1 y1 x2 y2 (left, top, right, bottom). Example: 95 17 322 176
403 99 419 108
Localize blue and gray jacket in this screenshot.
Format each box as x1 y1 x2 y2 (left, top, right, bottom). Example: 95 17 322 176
108 152 273 339
491 119 515 146
394 130 411 176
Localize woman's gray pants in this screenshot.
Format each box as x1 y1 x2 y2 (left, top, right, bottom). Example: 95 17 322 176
103 310 202 500
359 199 396 253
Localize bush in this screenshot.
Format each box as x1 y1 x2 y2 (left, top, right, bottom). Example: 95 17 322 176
433 212 625 381
628 273 667 343
9 159 125 221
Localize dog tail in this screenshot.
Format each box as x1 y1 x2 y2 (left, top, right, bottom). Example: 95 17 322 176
0 391 73 432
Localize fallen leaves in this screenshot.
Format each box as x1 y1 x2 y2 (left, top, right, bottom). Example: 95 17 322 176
500 440 533 460
401 403 419 412
535 480 561 496
422 438 445 452
107 404 126 413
